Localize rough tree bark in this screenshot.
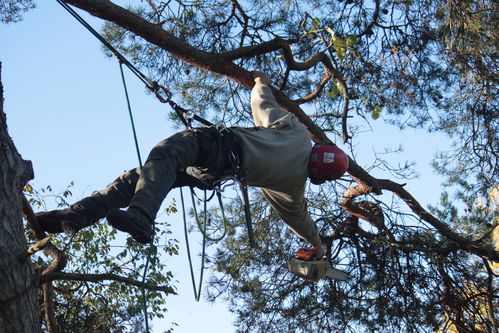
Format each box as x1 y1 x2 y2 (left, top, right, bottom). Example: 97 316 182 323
0 63 40 332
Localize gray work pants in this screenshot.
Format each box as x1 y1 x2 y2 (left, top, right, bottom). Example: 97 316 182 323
82 127 228 222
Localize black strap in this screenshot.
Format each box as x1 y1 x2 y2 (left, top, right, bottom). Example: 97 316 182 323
239 180 255 248
215 127 255 248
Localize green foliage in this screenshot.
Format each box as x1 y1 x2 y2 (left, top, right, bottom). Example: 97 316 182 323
372 104 382 120
98 1 496 192
208 186 447 332
326 80 342 99
428 192 499 332
0 0 35 23
25 184 179 332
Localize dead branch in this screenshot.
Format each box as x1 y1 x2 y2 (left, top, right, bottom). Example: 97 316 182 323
307 112 346 119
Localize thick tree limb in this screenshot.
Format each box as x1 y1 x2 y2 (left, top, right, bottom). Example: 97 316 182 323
22 195 67 274
1 63 41 332
41 271 176 295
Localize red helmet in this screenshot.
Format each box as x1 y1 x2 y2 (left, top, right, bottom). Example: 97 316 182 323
308 144 349 184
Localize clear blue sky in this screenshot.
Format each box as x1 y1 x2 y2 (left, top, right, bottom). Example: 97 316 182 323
1 1 451 332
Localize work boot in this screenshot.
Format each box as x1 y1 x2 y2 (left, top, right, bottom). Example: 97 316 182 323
106 208 153 244
36 195 109 234
36 208 91 234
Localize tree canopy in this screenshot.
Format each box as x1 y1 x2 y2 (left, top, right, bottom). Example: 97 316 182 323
2 0 497 332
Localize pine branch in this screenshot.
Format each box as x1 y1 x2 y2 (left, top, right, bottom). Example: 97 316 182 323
40 271 176 295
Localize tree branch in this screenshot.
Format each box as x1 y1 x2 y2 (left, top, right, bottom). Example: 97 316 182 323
40 271 176 295
223 37 337 106
341 175 499 262
294 71 334 104
220 37 293 61
42 282 59 333
22 195 67 333
22 195 67 274
379 178 499 262
483 258 499 331
62 0 330 141
357 0 381 37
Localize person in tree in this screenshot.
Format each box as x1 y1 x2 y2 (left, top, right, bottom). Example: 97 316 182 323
36 72 348 260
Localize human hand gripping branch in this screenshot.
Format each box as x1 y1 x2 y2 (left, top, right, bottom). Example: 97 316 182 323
252 71 272 85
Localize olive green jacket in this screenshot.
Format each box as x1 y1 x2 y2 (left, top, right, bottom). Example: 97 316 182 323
232 79 321 248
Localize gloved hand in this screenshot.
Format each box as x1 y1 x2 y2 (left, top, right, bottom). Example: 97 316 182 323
174 167 216 190
252 71 271 85
295 247 324 261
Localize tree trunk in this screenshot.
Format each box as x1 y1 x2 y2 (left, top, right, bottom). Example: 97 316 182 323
0 63 40 332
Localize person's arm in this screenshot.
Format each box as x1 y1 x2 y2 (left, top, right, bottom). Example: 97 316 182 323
262 187 324 258
250 72 289 128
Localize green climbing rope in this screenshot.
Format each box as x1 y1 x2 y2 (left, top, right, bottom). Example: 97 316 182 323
119 62 143 168
191 189 228 242
180 187 206 301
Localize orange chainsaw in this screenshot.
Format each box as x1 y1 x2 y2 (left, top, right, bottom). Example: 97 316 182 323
288 248 349 282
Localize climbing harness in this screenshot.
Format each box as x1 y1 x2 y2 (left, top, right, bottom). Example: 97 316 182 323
56 0 254 313
213 123 254 248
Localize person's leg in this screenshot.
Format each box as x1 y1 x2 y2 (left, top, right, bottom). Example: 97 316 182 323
36 165 214 234
37 168 140 233
37 128 224 243
106 128 224 243
132 130 202 219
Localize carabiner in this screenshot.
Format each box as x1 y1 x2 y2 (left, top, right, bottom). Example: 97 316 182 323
154 84 172 104
213 177 237 193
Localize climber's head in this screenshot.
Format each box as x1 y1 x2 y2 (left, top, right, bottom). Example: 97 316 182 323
308 144 349 185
